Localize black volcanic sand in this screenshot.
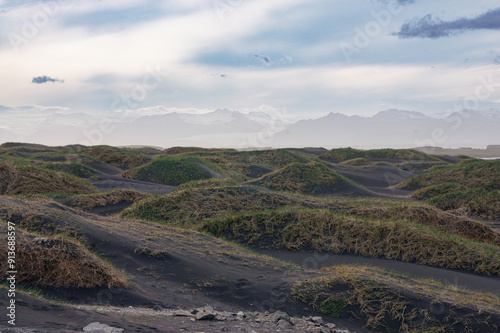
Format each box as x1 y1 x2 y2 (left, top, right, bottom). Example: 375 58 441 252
87 162 177 195
0 197 371 332
327 163 415 197
258 249 500 295
0 292 154 332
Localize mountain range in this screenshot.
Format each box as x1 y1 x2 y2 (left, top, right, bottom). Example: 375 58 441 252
2 108 499 148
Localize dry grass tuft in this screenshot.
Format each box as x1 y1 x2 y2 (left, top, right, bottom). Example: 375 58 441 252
123 186 500 246
200 208 500 275
0 161 96 195
0 221 128 288
65 189 151 210
292 265 500 332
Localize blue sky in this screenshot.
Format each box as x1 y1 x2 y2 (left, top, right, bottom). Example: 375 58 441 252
0 0 499 121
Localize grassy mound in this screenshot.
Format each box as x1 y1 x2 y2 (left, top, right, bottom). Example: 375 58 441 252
170 149 308 180
426 188 488 211
199 208 500 274
0 222 128 288
63 189 151 211
44 162 99 178
293 265 500 332
397 160 500 191
121 156 218 186
162 146 236 155
122 186 500 245
466 190 500 220
320 148 439 162
75 146 150 169
121 186 309 227
338 158 371 167
0 161 96 195
413 182 466 200
247 162 347 195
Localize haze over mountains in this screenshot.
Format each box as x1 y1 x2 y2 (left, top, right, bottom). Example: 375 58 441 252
1 108 499 149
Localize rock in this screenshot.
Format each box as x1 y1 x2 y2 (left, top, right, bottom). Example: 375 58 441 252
173 309 193 317
195 308 216 321
237 311 245 317
271 310 290 324
83 322 124 333
277 319 292 329
311 316 323 325
153 305 162 312
326 323 337 329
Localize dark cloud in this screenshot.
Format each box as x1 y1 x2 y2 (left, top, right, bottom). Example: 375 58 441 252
32 76 64 84
254 54 271 67
395 8 500 39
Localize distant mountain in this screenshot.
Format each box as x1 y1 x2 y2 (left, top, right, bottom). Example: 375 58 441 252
3 108 500 148
270 109 500 149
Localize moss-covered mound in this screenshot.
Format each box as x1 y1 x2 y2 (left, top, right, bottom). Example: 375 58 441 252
320 148 440 162
75 145 150 169
247 162 348 195
43 162 99 178
0 161 96 195
121 156 219 186
397 160 500 191
466 190 500 220
413 182 466 200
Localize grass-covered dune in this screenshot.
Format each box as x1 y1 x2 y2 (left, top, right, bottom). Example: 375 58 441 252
44 162 99 178
399 160 500 217
246 162 355 195
293 265 500 332
121 155 220 186
63 189 151 211
199 208 500 275
0 161 96 195
161 148 310 180
0 221 128 288
74 145 151 169
466 190 500 220
122 186 500 245
319 148 441 162
397 160 500 191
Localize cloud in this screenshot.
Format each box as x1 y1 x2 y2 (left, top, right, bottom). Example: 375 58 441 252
395 8 500 39
32 76 64 84
254 54 271 67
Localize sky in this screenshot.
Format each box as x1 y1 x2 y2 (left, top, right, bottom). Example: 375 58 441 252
1 0 500 123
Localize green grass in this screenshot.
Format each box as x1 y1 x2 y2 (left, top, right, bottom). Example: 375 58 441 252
397 160 500 191
122 185 500 245
246 162 347 195
43 162 99 178
320 148 440 162
199 208 500 275
72 145 150 169
466 190 500 220
163 148 307 180
426 188 488 211
0 161 97 195
413 182 466 200
121 155 219 185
